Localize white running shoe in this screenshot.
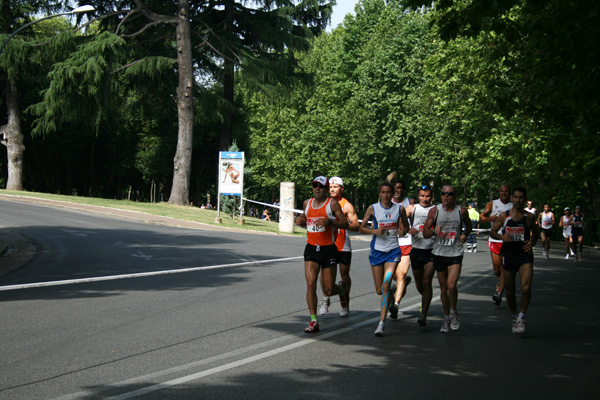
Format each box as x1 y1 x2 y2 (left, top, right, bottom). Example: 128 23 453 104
544 252 549 260
450 313 460 331
570 248 575 256
440 319 450 333
512 319 518 333
340 307 349 317
565 254 570 260
318 298 330 315
374 322 385 337
515 318 526 334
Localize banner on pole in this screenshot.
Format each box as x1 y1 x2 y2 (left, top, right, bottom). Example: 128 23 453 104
218 152 244 196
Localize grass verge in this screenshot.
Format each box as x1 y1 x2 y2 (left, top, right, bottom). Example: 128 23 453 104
0 190 305 237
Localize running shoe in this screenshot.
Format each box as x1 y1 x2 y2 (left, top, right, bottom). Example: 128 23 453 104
570 248 575 256
511 318 518 334
340 306 349 317
304 320 319 333
492 292 502 306
417 312 427 326
389 303 399 319
440 318 450 333
338 281 349 311
450 313 460 331
318 298 330 315
565 254 570 260
515 318 526 334
544 252 549 260
374 322 385 337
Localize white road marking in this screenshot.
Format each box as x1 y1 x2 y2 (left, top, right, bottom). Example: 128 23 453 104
131 250 153 260
0 248 370 291
53 270 490 400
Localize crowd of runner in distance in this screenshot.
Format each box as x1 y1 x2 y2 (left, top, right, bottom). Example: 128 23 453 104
295 175 586 337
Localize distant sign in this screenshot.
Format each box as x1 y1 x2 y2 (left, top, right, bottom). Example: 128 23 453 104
218 152 244 196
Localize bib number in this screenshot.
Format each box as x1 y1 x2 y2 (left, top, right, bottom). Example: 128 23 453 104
506 226 525 241
307 217 326 233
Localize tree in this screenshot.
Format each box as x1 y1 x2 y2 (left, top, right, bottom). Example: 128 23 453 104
30 0 334 205
1 1 79 191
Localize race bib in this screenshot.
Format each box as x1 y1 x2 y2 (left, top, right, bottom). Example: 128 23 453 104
307 217 326 233
438 230 456 246
379 221 398 237
415 224 425 238
573 221 582 227
506 226 525 241
542 221 551 228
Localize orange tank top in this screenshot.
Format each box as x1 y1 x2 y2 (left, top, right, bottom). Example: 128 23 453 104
334 198 349 251
305 198 336 246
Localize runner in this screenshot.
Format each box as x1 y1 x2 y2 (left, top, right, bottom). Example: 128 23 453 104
423 185 472 333
359 181 406 336
318 177 359 317
572 206 585 261
490 187 539 334
405 185 435 326
538 204 555 259
559 207 574 260
480 184 513 306
389 174 413 319
466 203 480 253
295 176 349 333
524 201 537 221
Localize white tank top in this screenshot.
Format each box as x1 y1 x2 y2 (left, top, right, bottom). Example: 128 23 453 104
488 199 513 243
411 204 435 249
432 204 464 257
562 216 572 236
393 197 412 247
370 202 402 252
541 212 553 229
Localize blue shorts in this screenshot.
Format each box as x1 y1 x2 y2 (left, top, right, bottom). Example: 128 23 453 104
369 247 402 266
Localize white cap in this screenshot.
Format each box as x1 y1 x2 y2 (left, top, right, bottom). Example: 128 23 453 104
329 176 344 187
312 176 329 187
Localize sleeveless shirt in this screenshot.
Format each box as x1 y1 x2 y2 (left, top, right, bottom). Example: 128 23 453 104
305 198 336 246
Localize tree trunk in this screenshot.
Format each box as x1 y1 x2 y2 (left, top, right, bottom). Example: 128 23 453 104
2 80 25 191
219 0 235 151
167 0 193 205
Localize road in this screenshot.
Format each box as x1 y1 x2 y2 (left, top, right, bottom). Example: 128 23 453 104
0 199 598 399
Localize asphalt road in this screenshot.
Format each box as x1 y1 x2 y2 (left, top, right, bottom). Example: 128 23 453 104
0 199 598 400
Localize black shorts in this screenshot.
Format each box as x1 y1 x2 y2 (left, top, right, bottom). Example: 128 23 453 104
502 255 533 272
338 250 352 265
572 230 583 239
541 228 553 237
410 248 434 271
304 244 338 268
433 255 463 272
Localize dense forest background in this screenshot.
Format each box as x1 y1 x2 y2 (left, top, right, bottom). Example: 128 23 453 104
1 0 598 244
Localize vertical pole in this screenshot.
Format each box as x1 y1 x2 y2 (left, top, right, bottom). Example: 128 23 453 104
279 182 295 233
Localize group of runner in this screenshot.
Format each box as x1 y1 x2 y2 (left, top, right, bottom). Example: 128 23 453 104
296 177 582 337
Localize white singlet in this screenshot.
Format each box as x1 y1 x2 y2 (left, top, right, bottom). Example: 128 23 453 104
562 215 572 238
488 199 513 243
411 204 435 250
541 212 553 229
432 204 464 257
371 202 402 252
394 197 412 247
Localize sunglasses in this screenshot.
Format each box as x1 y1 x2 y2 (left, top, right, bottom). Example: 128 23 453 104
441 191 455 196
312 183 325 189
